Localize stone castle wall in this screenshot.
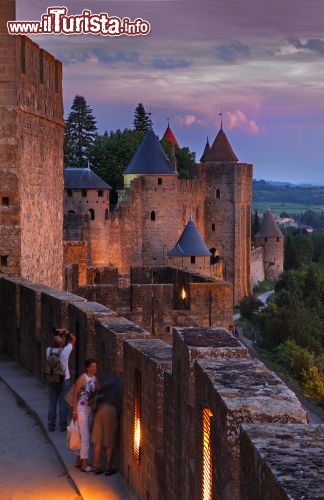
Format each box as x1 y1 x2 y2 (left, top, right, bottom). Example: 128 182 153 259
202 162 253 304
0 274 321 500
0 16 64 289
251 246 265 286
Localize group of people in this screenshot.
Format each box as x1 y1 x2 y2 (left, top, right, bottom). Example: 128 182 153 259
46 328 121 475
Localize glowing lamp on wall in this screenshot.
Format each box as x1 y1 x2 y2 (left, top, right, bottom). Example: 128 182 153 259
133 369 142 464
181 287 187 300
202 407 213 500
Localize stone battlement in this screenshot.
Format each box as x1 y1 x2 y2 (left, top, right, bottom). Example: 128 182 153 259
0 274 320 500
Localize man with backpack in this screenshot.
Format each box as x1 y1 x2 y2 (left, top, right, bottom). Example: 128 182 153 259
45 329 76 432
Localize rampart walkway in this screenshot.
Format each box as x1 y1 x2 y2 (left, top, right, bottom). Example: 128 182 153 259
0 353 135 500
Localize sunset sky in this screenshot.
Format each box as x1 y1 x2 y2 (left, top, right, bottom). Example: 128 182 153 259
17 0 324 183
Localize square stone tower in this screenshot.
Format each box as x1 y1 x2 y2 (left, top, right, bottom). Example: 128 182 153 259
0 0 64 289
202 127 252 304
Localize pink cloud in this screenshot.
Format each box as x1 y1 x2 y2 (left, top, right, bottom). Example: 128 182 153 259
175 114 204 126
227 110 260 134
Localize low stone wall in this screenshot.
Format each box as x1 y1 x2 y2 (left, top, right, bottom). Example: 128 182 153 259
195 358 307 500
122 339 172 499
240 424 324 500
0 274 320 500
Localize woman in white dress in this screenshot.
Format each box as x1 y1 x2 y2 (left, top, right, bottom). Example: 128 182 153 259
72 358 99 472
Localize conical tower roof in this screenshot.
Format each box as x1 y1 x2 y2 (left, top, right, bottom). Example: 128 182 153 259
162 124 179 148
64 168 111 189
204 127 238 162
255 210 284 238
200 137 210 162
168 217 211 257
123 128 174 175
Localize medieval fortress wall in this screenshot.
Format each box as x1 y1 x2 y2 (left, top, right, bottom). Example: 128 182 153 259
0 1 64 289
0 4 316 499
0 273 322 500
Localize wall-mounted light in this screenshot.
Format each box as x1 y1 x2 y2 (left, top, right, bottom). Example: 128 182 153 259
202 407 213 500
133 369 142 464
181 287 186 300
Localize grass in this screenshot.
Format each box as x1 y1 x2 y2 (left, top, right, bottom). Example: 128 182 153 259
252 202 324 214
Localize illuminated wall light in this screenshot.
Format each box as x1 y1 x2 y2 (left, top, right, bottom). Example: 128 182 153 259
202 407 213 500
133 369 142 464
181 287 187 300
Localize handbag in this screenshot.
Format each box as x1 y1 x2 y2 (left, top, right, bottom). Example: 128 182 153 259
64 384 74 408
66 420 80 451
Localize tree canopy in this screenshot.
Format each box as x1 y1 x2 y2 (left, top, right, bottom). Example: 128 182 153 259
64 95 97 168
133 103 151 133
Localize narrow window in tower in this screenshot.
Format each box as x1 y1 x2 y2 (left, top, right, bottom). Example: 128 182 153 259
82 190 87 197
39 49 44 83
151 211 156 221
158 178 162 185
277 237 280 242
67 190 73 197
55 61 59 93
1 256 8 267
98 190 104 197
211 224 215 232
216 189 220 199
89 208 95 220
133 369 142 464
191 256 196 264
21 38 26 74
202 407 213 500
94 272 100 284
105 208 109 220
265 237 268 242
2 197 9 206
68 210 75 214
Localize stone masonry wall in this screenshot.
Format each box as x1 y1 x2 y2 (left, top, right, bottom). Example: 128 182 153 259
202 162 253 304
122 339 172 500
195 358 307 500
0 23 64 288
240 423 324 500
169 327 249 500
0 274 318 500
251 246 265 286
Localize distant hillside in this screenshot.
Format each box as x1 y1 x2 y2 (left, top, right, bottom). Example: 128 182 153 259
253 180 324 206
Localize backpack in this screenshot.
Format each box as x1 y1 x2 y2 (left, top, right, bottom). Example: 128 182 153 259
44 348 65 384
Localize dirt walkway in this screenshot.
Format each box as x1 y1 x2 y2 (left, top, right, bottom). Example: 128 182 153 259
0 380 80 500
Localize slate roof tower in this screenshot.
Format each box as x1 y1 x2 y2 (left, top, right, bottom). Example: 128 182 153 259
201 126 253 303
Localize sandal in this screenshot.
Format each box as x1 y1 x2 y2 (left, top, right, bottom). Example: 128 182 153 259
81 465 92 473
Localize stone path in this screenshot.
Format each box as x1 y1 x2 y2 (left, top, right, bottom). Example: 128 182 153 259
0 380 79 500
0 354 135 500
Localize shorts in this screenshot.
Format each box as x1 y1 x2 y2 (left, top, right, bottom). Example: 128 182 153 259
91 403 117 448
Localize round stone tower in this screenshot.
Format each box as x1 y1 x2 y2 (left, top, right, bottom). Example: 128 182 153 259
254 210 284 280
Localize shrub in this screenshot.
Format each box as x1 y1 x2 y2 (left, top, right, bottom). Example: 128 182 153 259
302 366 324 400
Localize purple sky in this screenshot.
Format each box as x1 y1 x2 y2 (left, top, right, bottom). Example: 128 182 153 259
17 0 324 183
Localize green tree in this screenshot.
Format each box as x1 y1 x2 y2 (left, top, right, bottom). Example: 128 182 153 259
64 95 97 168
133 103 151 132
90 128 144 189
239 295 263 321
160 139 196 179
252 210 260 238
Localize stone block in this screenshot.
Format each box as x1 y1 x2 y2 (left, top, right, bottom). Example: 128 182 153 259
240 423 324 500
122 339 172 500
194 358 308 500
